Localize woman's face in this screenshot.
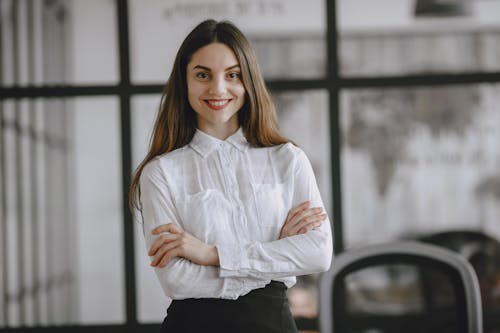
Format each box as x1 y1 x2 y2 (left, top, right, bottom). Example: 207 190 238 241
186 42 245 138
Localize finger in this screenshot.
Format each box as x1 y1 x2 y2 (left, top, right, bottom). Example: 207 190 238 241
152 223 183 235
149 233 179 256
159 248 182 268
289 213 327 235
299 220 325 234
299 213 327 227
286 201 310 221
286 205 318 228
293 207 323 222
287 207 323 229
151 240 182 266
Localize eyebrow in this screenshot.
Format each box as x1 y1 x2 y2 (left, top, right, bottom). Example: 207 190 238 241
192 64 240 71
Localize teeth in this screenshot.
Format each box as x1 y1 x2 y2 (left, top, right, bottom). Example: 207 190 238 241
207 100 229 106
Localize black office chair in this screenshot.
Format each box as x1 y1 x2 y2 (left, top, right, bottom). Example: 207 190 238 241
319 241 482 333
417 230 500 333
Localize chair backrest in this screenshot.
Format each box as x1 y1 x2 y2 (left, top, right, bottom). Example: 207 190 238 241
319 241 482 333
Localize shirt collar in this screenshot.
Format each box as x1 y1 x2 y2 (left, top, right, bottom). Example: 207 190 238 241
189 128 249 158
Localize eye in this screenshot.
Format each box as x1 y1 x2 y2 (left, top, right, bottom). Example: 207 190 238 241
195 72 209 80
227 72 241 80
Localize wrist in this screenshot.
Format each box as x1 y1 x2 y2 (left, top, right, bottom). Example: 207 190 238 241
207 244 220 266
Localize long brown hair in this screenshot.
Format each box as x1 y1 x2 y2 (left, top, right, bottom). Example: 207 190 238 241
129 19 289 211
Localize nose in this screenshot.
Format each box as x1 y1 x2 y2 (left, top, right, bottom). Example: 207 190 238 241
208 75 227 95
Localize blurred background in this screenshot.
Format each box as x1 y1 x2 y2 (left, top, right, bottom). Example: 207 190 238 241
1 0 500 332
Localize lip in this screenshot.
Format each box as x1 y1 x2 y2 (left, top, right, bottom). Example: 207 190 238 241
203 99 232 111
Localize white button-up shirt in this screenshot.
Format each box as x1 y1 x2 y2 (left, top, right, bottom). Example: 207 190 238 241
139 128 333 300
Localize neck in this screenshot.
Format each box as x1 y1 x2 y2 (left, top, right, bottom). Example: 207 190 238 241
197 123 239 140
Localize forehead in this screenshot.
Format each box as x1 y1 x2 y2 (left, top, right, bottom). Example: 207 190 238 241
188 42 239 69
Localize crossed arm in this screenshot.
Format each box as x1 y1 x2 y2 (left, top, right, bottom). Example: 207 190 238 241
148 200 327 268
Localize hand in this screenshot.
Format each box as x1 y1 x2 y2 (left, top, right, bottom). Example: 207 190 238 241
279 201 327 239
148 223 219 268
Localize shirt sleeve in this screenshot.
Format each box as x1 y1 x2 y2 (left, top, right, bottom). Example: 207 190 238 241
139 159 269 300
217 148 333 279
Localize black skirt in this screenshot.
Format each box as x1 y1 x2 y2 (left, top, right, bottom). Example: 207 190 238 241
160 281 298 333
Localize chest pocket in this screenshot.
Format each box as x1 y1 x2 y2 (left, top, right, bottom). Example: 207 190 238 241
252 182 289 228
175 189 232 243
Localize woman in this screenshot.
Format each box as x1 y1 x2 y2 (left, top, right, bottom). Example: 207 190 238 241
129 19 333 333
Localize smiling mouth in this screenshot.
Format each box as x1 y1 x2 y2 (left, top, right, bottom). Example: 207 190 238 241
204 99 231 110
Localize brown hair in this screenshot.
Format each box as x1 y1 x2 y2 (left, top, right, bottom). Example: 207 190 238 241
129 19 289 211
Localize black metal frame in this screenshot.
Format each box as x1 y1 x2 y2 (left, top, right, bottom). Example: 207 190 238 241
1 0 500 331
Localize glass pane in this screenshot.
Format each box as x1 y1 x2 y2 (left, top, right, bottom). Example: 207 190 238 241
2 102 21 327
18 102 35 325
68 0 119 84
0 0 118 86
45 99 72 325
128 0 326 83
0 97 125 328
131 94 169 323
0 104 5 327
72 97 124 324
32 100 50 326
338 0 500 77
340 84 500 249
